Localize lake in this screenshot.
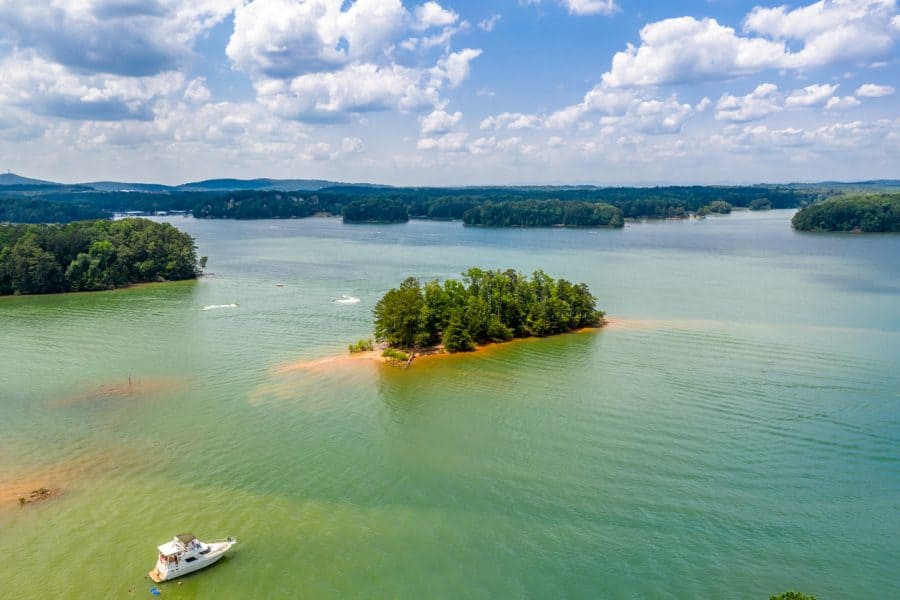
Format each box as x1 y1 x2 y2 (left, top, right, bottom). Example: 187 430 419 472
1 210 898 598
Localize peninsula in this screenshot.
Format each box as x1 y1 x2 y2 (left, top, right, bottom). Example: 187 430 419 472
0 218 203 295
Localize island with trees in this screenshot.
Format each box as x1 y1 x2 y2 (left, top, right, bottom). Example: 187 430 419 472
462 200 623 228
369 268 604 359
0 218 204 295
791 193 900 232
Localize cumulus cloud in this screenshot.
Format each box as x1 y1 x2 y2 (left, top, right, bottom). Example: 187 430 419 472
826 95 862 110
417 131 469 151
480 112 542 131
785 83 838 107
716 84 782 122
0 0 240 76
601 1 900 88
226 0 407 78
227 1 481 121
855 83 895 97
413 1 458 30
420 108 463 134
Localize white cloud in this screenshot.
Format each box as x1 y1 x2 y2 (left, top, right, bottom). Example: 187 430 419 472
0 0 241 77
855 83 895 97
564 0 619 16
417 131 469 151
227 0 407 78
0 52 183 121
480 112 542 130
695 97 712 112
430 48 483 87
413 2 458 30
184 77 211 104
601 1 900 88
478 14 501 32
744 0 898 68
785 83 838 107
826 95 862 110
255 62 438 121
420 108 463 134
715 83 782 122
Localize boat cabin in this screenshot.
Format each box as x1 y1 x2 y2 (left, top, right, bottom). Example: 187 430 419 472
157 533 209 564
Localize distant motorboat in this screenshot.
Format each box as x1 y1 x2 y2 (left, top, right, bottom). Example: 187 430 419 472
202 303 239 310
275 283 285 287
334 294 360 305
149 533 236 582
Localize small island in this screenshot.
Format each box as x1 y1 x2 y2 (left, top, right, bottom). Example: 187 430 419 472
367 268 605 359
0 218 204 295
792 193 900 232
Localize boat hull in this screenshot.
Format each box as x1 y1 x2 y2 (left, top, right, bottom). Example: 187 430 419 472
149 539 234 582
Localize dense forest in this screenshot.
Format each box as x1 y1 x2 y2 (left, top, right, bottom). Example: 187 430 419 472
1 184 823 225
0 219 203 295
462 200 623 228
791 194 900 232
0 196 110 223
372 268 604 353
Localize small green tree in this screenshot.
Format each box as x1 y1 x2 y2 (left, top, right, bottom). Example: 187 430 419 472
442 312 475 352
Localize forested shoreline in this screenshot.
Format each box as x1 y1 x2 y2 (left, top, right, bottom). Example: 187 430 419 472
791 194 900 232
2 184 821 226
372 268 604 354
0 219 203 295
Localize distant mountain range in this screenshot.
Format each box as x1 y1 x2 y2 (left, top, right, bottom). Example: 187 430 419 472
0 172 377 193
2 172 899 193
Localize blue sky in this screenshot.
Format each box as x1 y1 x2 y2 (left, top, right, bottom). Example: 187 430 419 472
0 0 897 185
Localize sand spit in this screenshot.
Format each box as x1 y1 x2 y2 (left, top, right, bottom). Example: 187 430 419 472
54 376 184 407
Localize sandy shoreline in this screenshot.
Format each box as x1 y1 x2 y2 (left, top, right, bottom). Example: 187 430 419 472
273 324 608 374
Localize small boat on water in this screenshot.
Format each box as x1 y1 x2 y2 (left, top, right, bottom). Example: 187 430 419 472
148 533 236 582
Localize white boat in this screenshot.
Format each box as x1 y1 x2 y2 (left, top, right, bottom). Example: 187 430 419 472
148 533 236 582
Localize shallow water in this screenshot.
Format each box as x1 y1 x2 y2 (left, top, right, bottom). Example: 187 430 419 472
1 211 898 598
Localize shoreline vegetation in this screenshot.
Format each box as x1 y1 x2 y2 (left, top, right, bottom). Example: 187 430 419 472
2 184 823 225
353 268 605 366
0 218 204 296
792 193 900 232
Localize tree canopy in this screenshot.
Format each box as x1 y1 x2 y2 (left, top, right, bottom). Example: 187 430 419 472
0 218 202 295
791 193 900 232
373 268 604 352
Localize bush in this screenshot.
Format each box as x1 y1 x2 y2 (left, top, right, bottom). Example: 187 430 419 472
381 348 410 361
348 338 374 353
770 592 816 600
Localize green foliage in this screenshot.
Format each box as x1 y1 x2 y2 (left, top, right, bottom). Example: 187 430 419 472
792 193 900 232
348 338 374 353
698 200 732 216
373 268 604 353
0 197 110 223
342 198 409 223
749 198 772 211
463 200 623 228
769 591 816 600
381 348 410 361
0 218 201 295
193 190 315 219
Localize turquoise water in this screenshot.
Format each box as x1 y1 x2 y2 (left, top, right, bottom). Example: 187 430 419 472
1 210 898 598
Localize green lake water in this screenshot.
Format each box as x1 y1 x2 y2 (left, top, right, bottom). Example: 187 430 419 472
1 211 898 598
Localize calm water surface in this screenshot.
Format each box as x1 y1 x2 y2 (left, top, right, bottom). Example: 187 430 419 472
1 211 898 598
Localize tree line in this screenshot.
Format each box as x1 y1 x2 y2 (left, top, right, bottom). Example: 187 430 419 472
1 184 822 225
791 193 900 232
0 218 203 295
373 268 605 353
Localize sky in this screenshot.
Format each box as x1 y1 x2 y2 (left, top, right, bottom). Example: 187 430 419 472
0 0 898 186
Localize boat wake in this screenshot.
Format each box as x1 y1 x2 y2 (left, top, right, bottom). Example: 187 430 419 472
202 303 239 311
334 295 360 305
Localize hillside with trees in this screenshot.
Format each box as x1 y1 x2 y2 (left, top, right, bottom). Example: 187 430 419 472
0 218 203 295
372 268 604 353
462 200 623 228
791 194 900 232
